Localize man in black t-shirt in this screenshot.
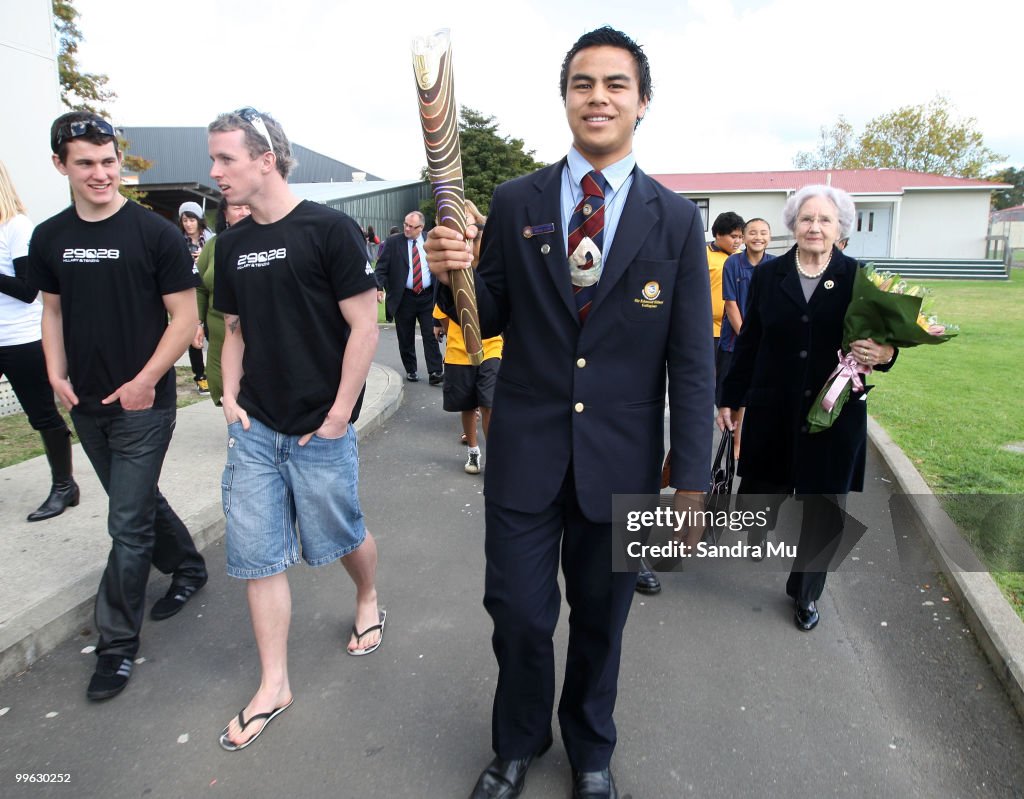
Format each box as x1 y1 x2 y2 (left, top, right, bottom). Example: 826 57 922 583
208 109 382 751
28 112 208 701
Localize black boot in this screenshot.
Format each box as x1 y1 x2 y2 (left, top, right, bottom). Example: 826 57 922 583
27 427 80 522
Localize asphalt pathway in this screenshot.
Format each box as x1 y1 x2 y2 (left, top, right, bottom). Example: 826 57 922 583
2 326 1023 798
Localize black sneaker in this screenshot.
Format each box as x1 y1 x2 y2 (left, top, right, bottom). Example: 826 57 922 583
87 655 133 701
150 575 208 621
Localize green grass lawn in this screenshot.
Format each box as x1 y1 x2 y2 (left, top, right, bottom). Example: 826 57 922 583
869 269 1024 615
0 367 205 469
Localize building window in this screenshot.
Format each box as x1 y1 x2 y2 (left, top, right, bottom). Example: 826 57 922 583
694 198 709 231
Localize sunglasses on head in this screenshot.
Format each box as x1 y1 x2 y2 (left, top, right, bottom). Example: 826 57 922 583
235 107 275 155
55 118 117 147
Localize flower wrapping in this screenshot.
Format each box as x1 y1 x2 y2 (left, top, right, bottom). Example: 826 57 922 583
806 264 957 434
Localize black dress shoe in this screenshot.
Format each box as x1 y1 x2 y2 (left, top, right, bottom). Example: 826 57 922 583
635 559 661 595
428 371 444 386
406 372 419 382
573 768 618 798
795 600 819 631
469 736 552 798
26 478 80 522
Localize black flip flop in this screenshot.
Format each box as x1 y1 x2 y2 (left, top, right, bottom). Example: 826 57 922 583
348 609 386 656
218 698 294 751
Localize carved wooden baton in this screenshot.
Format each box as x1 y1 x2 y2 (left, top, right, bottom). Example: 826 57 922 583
412 28 484 365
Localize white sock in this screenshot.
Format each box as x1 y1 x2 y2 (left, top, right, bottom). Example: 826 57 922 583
468 446 481 455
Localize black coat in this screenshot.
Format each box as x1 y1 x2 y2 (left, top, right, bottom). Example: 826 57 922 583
720 246 896 494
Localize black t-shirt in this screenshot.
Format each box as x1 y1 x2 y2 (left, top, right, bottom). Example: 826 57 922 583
213 200 377 434
27 201 199 416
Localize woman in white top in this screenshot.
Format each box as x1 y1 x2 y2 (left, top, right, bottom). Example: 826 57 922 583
0 160 80 521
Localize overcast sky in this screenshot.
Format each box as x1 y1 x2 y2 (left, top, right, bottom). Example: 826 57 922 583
74 0 1023 181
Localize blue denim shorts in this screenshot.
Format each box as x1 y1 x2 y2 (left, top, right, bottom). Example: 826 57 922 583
221 417 366 579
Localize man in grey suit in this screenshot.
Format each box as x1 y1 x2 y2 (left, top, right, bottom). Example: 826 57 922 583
427 26 714 799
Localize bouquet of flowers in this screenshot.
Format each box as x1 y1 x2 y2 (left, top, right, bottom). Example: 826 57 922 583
806 264 957 433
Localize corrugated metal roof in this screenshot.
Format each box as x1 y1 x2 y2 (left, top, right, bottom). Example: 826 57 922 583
118 126 383 188
650 169 1006 195
290 180 425 203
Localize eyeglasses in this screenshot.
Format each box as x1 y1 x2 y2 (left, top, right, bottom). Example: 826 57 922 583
54 118 116 147
235 107 275 155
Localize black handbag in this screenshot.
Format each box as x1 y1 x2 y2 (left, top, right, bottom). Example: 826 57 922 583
704 429 736 543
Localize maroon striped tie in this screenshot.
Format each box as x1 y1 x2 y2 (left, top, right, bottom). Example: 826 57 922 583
567 170 606 323
411 240 423 294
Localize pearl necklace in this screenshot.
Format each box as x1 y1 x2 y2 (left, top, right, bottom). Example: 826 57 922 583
795 248 831 279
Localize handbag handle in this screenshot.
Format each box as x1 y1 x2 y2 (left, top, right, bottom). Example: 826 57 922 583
710 428 735 491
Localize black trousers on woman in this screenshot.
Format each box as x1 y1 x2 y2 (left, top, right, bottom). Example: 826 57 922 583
737 476 847 604
187 344 205 380
0 340 66 431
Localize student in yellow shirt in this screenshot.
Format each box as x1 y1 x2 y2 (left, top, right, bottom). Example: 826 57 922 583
431 200 502 475
433 305 503 474
706 211 744 350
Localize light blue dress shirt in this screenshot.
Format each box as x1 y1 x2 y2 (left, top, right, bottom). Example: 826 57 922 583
560 146 636 263
404 236 430 291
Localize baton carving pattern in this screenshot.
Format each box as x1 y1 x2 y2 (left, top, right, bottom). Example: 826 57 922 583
412 29 484 365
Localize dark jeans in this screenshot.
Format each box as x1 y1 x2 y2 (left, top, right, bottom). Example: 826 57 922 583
71 406 207 658
394 288 443 375
0 340 65 430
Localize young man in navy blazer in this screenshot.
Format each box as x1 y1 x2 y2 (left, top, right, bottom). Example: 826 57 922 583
427 27 714 799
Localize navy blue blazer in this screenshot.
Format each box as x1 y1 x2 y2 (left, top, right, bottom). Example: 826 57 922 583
461 159 715 522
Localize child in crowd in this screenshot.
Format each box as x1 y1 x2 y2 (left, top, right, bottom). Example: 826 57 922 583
717 217 774 403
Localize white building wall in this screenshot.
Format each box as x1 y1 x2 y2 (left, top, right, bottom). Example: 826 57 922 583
1 0 70 221
895 191 993 259
676 192 790 248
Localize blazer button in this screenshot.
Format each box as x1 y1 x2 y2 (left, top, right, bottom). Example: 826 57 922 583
801 425 809 433
804 389 812 397
574 402 585 413
799 350 808 359
801 315 810 323
576 358 587 368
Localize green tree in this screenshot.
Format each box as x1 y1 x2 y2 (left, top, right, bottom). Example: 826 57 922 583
856 96 1005 178
52 0 150 203
989 167 1024 210
793 116 857 170
53 0 113 114
793 96 1006 179
420 106 545 223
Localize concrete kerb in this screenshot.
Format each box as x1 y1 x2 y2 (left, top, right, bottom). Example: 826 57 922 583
867 416 1024 721
0 363 403 684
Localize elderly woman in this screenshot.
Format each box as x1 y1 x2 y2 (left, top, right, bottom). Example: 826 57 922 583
717 184 896 632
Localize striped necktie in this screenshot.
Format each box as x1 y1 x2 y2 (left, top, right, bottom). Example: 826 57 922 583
411 239 424 294
567 170 606 323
